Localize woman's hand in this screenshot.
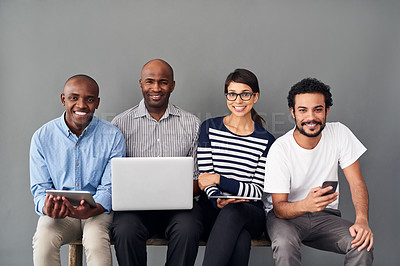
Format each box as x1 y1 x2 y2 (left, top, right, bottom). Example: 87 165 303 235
198 172 220 191
216 198 249 209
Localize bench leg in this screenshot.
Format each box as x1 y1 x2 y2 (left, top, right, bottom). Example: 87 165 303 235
69 243 83 266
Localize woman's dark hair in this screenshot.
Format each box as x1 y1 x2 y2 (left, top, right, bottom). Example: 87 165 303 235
225 68 265 127
287 78 333 110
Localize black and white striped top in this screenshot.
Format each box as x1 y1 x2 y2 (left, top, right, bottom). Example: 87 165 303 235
112 99 201 179
198 117 275 206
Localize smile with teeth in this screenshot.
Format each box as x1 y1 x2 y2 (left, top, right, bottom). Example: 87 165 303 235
74 111 87 116
150 95 162 100
302 121 321 129
233 106 246 112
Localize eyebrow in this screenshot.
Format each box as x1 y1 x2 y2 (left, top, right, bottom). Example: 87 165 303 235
144 78 169 82
67 93 97 98
227 89 252 93
296 105 324 109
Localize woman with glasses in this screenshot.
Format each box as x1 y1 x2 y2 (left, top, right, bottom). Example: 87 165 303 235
198 68 275 266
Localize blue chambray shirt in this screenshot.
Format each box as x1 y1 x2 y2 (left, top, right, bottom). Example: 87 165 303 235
30 113 126 215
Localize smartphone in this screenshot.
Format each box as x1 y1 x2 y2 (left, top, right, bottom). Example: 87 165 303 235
321 181 338 196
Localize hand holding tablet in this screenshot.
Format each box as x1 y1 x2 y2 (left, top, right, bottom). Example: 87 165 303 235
46 190 97 208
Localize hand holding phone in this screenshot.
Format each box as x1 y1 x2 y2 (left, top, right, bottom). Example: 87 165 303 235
321 181 338 196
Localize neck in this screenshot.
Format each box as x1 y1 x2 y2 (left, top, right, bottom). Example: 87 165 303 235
145 104 167 121
64 115 91 138
223 113 254 135
293 129 322 149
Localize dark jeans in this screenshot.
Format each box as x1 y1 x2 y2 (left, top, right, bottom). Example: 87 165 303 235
266 209 374 266
111 201 203 266
199 194 266 266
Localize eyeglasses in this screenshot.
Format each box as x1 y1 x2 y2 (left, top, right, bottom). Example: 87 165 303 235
225 92 254 101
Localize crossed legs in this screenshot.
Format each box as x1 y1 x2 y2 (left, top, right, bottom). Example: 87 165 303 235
201 202 265 266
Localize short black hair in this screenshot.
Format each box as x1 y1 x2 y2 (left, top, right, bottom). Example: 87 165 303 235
65 74 99 93
287 78 333 109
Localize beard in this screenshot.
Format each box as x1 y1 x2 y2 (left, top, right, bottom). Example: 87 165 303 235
295 119 326 138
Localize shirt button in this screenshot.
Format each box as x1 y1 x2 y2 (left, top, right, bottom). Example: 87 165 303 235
76 142 79 146
157 139 160 142
76 183 79 186
76 162 79 166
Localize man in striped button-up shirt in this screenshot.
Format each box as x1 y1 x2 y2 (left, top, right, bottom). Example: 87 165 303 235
110 59 203 266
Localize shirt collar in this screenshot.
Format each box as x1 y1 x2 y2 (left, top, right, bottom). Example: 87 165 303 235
59 112 99 137
135 99 181 121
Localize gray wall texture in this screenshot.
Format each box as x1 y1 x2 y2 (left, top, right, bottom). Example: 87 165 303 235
1 0 399 265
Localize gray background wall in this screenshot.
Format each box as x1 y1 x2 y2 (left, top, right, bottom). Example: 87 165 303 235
1 0 399 265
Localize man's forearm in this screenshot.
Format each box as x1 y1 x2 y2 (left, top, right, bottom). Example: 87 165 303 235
343 161 370 224
351 180 369 223
273 200 308 219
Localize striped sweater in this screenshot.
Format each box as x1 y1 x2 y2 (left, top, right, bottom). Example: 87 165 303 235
198 117 275 207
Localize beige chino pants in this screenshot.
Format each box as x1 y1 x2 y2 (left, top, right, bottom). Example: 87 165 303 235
32 212 112 266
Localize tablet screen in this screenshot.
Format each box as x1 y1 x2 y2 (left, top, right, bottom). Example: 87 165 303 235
46 190 97 208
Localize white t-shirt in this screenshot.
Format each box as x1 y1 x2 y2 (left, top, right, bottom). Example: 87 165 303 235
264 122 366 212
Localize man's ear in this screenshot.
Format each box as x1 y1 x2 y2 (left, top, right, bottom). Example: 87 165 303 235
290 108 295 119
170 81 175 93
95 97 100 109
326 107 330 116
61 93 65 106
139 79 143 91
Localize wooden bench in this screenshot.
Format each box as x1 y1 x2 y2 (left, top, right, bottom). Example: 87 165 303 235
69 236 271 266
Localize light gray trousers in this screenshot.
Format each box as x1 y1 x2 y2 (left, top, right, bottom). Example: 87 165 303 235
32 213 113 266
266 209 373 266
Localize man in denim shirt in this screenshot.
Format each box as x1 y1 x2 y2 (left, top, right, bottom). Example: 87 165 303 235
30 74 126 266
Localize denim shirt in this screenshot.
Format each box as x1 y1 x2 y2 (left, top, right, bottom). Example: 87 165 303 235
30 113 126 215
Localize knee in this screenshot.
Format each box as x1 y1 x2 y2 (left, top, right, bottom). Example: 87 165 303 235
33 227 62 253
346 244 374 265
219 203 242 218
342 236 374 261
271 234 301 255
168 213 202 240
111 214 147 242
82 229 110 251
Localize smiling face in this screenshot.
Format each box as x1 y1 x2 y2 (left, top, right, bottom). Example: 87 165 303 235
139 60 175 113
291 92 329 138
226 81 258 119
61 77 100 136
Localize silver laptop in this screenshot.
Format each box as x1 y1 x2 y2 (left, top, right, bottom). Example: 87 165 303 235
111 157 194 211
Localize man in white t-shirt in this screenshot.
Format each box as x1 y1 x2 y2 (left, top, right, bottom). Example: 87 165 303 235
264 78 373 266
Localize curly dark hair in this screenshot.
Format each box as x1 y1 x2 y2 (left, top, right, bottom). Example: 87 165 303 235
287 78 333 109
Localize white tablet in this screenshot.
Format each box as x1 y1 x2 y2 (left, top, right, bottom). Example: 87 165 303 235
208 195 261 201
46 190 97 208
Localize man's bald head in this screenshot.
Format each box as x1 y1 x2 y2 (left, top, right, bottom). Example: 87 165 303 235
141 59 174 81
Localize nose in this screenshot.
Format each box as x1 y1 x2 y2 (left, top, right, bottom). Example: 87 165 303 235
76 98 87 109
153 82 161 92
234 95 244 104
306 110 316 120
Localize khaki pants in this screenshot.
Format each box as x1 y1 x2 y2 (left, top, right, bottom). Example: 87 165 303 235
32 213 113 266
